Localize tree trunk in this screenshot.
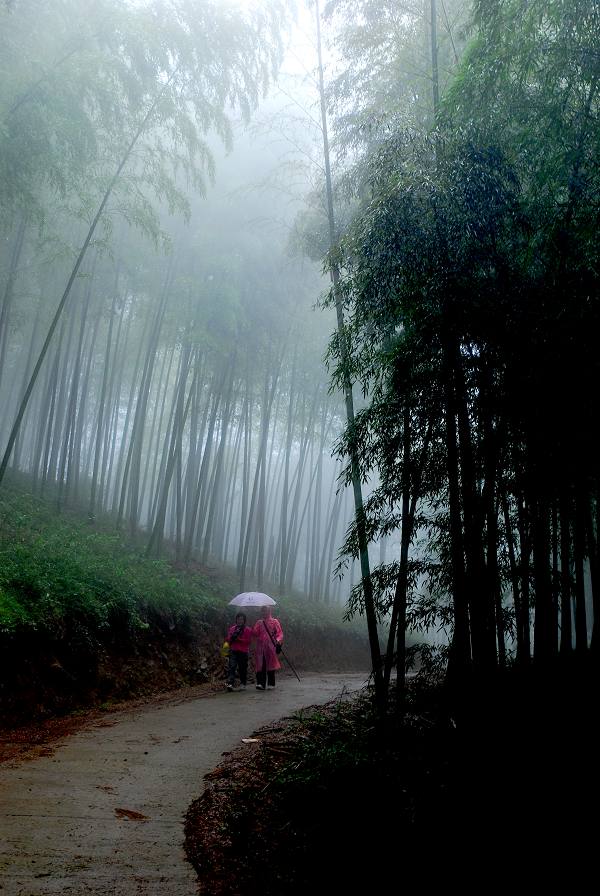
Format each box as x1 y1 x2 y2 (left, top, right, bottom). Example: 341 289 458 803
90 268 120 518
442 332 471 678
315 0 383 707
239 359 281 591
559 487 573 654
146 343 194 557
532 486 554 663
201 364 236 564
501 485 525 663
0 77 175 487
184 368 226 565
573 482 589 655
516 493 532 662
0 216 26 400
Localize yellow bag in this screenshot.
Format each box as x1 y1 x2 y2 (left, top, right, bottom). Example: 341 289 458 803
220 640 230 658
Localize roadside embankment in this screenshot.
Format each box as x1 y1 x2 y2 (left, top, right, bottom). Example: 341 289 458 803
0 610 370 726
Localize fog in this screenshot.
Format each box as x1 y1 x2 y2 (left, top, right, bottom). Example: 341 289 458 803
0 0 376 606
2 0 596 664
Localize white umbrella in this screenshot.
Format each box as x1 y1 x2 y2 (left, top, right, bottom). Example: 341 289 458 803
229 591 277 607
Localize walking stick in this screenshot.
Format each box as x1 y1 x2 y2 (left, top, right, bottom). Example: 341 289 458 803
262 619 301 682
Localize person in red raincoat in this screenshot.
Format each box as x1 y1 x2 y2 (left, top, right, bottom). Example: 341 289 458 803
252 605 283 690
225 612 253 691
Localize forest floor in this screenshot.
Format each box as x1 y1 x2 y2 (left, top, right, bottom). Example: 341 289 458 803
184 660 600 894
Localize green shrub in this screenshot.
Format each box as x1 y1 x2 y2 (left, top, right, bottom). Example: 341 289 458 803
0 487 214 638
0 483 368 652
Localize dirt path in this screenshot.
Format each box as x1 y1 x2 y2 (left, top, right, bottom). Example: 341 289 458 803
0 672 367 896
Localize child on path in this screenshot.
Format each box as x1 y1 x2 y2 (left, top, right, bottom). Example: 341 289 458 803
225 612 252 691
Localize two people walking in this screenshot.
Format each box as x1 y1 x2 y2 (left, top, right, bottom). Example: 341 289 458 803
225 605 284 691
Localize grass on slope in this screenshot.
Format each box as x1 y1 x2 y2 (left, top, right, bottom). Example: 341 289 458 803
0 481 364 641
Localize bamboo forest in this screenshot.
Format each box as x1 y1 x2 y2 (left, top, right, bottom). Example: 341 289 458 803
0 1 598 893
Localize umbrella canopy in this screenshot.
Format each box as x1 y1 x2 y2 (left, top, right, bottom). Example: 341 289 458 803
229 591 277 607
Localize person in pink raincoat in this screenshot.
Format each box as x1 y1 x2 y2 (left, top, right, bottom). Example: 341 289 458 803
252 605 283 690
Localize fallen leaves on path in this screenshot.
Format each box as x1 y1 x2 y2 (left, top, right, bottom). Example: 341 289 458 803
114 807 149 821
0 681 217 766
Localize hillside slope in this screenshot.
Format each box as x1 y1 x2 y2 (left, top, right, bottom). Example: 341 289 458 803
0 483 370 726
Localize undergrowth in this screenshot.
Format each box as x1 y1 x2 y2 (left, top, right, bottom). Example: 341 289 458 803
0 479 371 722
0 487 214 635
184 680 456 896
0 479 370 643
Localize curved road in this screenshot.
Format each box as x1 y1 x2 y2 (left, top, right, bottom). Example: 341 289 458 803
0 672 367 895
